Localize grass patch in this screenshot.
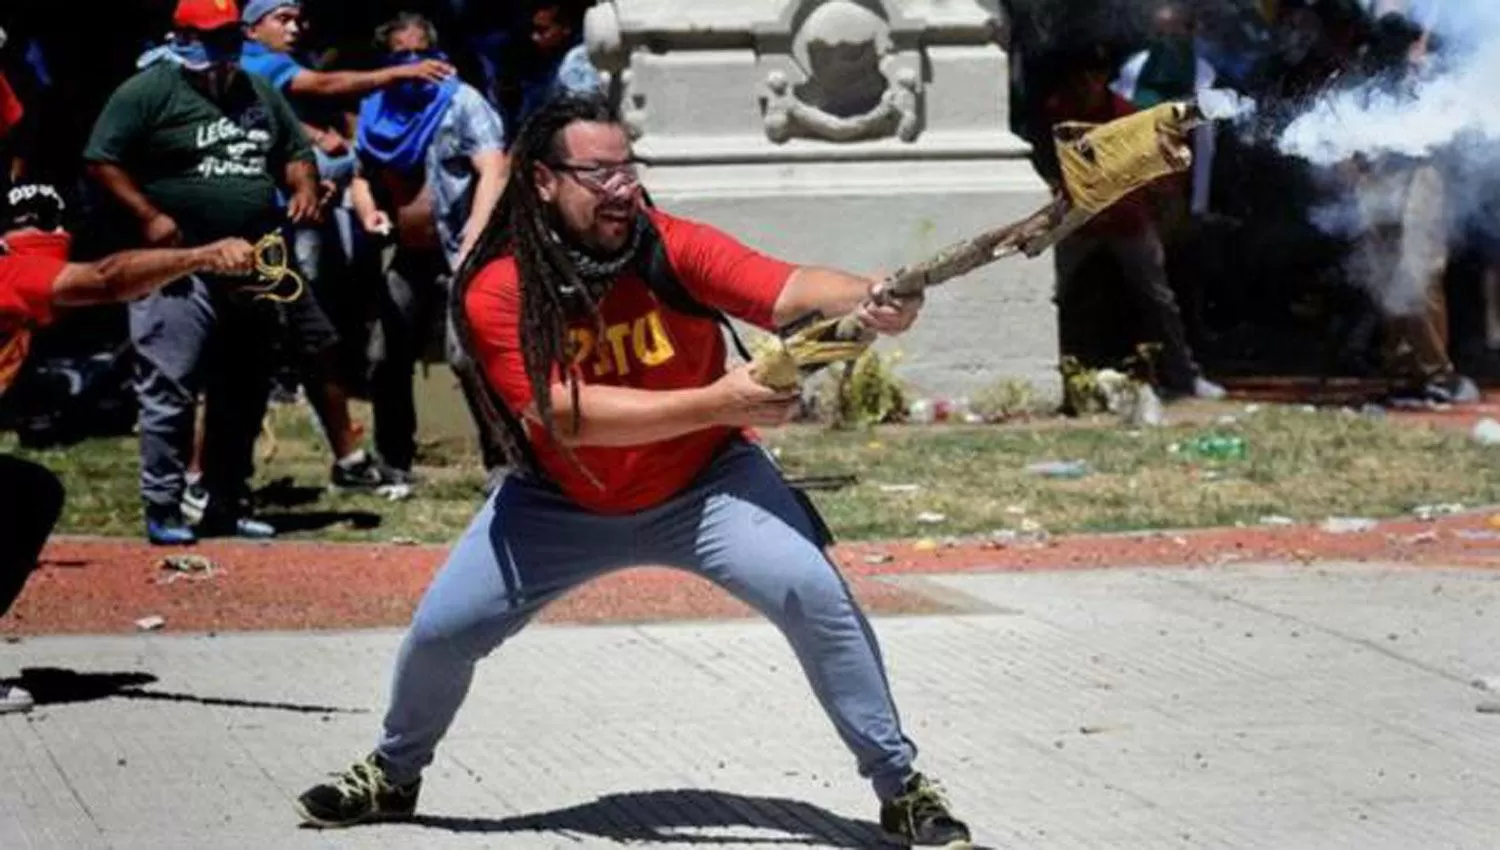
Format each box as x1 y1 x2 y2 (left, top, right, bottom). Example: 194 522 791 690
6 402 1497 544
773 407 1500 539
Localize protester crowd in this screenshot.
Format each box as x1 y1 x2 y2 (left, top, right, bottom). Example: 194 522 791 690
0 0 1490 549
0 0 601 543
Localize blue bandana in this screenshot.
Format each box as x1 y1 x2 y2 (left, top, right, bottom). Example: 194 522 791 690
168 40 213 71
356 52 459 173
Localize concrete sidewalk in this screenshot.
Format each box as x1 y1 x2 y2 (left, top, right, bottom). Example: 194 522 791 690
3 562 1499 849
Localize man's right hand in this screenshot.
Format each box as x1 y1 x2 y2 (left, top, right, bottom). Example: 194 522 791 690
361 210 394 237
398 59 456 85
194 238 257 277
708 363 801 428
143 213 182 247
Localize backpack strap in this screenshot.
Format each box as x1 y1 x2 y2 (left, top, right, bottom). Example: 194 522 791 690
633 212 754 362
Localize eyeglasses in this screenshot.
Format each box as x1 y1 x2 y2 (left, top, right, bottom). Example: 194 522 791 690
547 158 643 197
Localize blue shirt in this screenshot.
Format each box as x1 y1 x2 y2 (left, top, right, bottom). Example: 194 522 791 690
359 83 505 271
240 41 306 92
241 41 358 185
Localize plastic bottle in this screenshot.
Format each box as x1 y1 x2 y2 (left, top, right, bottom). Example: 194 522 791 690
907 399 934 424
1184 434 1247 460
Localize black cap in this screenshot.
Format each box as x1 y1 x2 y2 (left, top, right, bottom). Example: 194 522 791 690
2 183 66 232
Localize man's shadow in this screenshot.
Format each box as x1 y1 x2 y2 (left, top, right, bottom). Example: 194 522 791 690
411 788 995 848
4 668 366 715
248 477 383 535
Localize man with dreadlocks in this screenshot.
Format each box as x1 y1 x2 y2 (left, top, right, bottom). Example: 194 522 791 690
294 93 973 848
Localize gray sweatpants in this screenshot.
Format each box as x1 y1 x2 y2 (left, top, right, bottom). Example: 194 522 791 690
128 276 276 513
375 439 919 801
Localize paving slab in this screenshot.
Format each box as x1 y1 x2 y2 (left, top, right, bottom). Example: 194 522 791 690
3 562 1499 849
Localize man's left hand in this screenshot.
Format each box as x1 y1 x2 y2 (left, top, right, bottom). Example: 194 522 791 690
287 188 323 224
855 289 923 336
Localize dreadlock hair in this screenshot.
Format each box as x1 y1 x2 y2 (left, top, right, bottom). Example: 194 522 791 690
450 92 624 486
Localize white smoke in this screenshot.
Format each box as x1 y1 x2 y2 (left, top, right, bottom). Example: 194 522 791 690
1279 47 1500 166
1274 4 1500 317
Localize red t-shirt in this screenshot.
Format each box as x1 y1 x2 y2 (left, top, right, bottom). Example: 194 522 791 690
0 254 64 394
465 209 794 514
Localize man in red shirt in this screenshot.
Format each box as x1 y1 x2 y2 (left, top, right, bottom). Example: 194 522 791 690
0 182 255 714
295 95 973 848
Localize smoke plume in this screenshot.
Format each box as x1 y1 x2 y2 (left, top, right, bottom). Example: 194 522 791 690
1275 4 1500 316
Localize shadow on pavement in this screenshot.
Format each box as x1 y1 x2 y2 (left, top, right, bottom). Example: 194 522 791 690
5 667 368 715
411 787 995 848
249 477 384 534
256 511 384 535
254 478 325 509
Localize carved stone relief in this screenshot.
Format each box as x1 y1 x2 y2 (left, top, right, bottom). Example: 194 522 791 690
759 0 924 145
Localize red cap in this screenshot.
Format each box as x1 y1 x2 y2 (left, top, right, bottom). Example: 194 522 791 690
174 0 241 31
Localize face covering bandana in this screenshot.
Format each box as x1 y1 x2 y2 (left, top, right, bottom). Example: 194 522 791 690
1131 38 1199 107
356 51 460 172
550 213 647 317
168 40 213 71
168 28 242 73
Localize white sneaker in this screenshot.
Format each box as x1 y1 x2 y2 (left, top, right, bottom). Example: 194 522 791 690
181 476 210 525
0 684 35 714
1193 377 1228 400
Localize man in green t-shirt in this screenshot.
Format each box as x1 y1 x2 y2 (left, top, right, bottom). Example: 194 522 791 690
83 0 321 544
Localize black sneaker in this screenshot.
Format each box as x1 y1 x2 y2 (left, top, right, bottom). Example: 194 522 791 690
1390 373 1482 407
880 773 973 848
295 754 420 828
331 451 412 500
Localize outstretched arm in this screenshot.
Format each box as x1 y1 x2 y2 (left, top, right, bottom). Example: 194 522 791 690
771 266 920 335
50 239 255 307
286 59 454 99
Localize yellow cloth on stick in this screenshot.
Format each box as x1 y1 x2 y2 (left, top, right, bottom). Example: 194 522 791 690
1053 102 1195 215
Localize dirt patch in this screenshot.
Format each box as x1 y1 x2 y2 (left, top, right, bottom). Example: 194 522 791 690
3 540 952 635
8 510 1499 636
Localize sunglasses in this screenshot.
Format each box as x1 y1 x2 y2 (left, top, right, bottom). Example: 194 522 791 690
547 158 643 197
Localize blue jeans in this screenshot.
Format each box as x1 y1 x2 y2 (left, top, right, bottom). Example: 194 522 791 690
375 439 919 801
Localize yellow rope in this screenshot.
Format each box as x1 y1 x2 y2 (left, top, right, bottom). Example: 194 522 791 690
240 231 306 303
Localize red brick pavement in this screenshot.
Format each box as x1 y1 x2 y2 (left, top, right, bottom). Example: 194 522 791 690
8 508 1499 635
